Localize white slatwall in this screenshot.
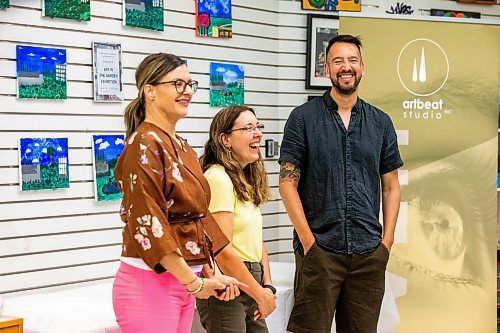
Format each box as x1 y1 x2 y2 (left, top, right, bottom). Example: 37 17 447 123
1 0 498 296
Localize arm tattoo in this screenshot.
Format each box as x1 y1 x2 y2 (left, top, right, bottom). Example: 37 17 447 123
279 162 301 184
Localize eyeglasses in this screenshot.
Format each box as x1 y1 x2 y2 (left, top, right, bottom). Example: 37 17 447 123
226 124 265 134
153 79 199 94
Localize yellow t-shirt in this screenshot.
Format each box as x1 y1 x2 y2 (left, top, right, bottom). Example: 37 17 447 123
204 164 263 262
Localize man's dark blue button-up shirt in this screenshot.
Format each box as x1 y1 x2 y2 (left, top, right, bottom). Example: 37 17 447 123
279 91 404 254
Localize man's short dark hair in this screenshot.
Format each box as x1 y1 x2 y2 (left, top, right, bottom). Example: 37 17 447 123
325 34 363 58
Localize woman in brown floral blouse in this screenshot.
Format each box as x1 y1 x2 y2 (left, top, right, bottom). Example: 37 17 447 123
112 53 276 333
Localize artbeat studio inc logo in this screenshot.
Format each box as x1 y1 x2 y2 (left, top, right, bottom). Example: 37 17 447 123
397 38 451 120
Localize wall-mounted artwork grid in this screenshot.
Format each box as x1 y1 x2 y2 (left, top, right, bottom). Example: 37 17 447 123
92 42 123 102
123 0 164 31
43 0 91 21
16 45 67 99
209 62 244 107
196 0 232 38
92 135 125 201
19 137 70 191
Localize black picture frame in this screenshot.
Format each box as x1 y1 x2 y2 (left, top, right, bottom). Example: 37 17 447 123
305 14 339 90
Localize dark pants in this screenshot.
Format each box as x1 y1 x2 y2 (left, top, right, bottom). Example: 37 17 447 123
196 261 269 333
287 243 389 333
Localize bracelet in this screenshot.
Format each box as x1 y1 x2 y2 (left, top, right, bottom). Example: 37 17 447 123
187 277 204 295
262 284 276 295
182 276 198 286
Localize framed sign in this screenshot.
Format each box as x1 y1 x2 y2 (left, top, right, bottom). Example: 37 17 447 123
306 14 338 89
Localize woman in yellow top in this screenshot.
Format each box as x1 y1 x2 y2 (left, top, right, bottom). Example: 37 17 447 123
197 105 275 332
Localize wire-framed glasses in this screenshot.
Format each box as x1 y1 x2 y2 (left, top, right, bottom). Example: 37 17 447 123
226 124 265 134
153 79 199 94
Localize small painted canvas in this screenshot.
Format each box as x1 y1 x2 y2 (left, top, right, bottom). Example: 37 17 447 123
123 0 164 31
92 135 125 201
302 0 361 12
196 0 232 38
92 42 123 102
16 45 67 100
43 0 91 21
0 0 9 10
19 138 70 191
209 62 244 107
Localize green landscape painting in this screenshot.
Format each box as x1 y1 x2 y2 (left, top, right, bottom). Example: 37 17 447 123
123 0 164 31
19 138 70 191
92 135 125 201
44 0 91 21
17 45 67 100
209 62 244 107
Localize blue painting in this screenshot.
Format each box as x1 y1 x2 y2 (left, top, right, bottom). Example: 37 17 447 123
92 134 125 201
16 45 67 99
209 62 244 107
19 138 70 191
196 0 232 38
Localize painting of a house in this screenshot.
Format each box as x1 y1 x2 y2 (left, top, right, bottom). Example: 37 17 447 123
209 62 244 107
16 45 67 99
43 0 91 21
196 0 232 38
123 0 164 31
302 0 360 12
92 134 125 201
19 137 70 191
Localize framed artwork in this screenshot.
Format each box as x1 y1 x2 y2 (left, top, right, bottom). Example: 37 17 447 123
195 0 232 38
0 0 9 10
92 42 123 102
209 62 244 107
305 14 338 90
92 135 125 201
16 45 67 99
123 0 164 31
19 137 69 191
430 8 480 19
43 0 91 21
302 0 360 12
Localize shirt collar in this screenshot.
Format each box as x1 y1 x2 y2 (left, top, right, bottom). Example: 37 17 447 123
322 88 361 114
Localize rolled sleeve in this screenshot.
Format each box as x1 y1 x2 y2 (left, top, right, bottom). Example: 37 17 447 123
379 117 404 175
278 108 307 169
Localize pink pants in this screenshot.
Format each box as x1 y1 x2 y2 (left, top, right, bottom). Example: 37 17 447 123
112 262 196 333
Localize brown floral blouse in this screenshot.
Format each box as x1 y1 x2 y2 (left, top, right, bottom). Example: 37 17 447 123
114 122 229 273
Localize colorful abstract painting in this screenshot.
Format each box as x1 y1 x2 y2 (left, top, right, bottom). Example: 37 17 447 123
19 138 69 191
43 0 91 21
16 45 67 100
209 62 244 107
0 0 9 10
92 135 125 201
92 42 123 102
196 0 232 38
123 0 164 31
302 0 361 12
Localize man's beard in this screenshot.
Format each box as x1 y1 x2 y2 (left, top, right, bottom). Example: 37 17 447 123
331 73 362 96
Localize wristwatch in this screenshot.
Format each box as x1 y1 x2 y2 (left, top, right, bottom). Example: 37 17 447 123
262 284 276 294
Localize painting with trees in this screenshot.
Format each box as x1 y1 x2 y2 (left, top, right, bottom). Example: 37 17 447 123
16 45 67 100
43 0 91 21
123 0 164 31
92 134 125 201
195 0 232 38
209 62 244 107
19 137 70 191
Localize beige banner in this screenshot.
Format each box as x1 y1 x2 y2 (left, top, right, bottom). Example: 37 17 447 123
340 17 499 333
